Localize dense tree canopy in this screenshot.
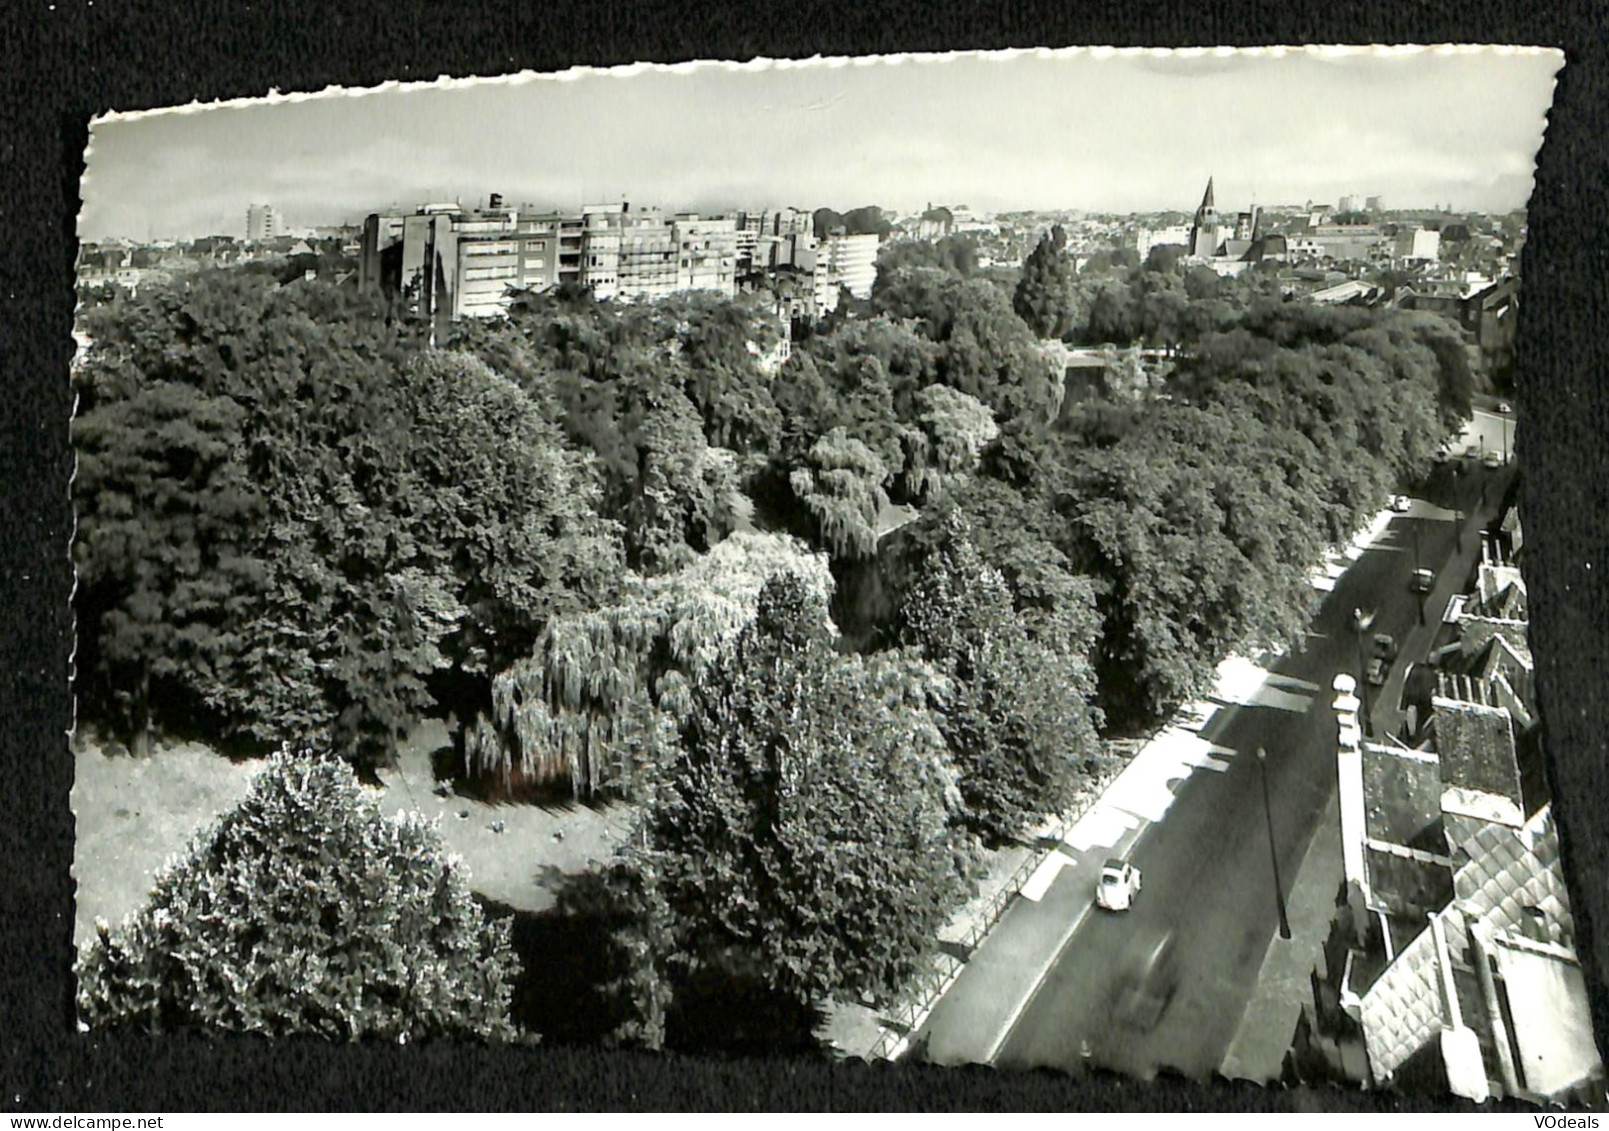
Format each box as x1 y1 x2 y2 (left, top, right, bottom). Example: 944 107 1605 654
898 516 1104 840
76 748 521 1041
74 275 620 766
72 239 1489 1049
630 574 975 1022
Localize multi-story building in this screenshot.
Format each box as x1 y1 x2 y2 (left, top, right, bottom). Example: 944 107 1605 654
360 200 749 330
822 231 878 298
615 208 679 301
672 213 739 295
246 203 279 242
1395 227 1442 265
580 205 625 299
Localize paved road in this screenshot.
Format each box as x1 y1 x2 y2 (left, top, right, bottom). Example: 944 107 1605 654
993 460 1508 1081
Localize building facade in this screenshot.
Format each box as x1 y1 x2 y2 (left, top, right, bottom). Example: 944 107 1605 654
358 200 747 329
246 203 279 242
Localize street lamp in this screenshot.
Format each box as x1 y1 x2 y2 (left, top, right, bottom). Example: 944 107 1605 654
1350 606 1373 738
1412 525 1426 624
1256 747 1293 941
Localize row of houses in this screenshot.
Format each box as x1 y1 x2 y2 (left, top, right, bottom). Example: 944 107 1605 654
1288 511 1602 1103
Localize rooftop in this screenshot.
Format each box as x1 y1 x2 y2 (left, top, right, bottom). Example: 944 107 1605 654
1432 698 1523 807
1362 744 1443 847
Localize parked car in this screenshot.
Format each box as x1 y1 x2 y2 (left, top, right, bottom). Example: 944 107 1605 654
1483 450 1504 469
1367 657 1388 686
1389 494 1411 513
1411 568 1435 593
1497 400 1513 414
1095 858 1142 912
1372 633 1398 660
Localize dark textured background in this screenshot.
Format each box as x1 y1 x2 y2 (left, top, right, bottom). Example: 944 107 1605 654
3 0 1604 1112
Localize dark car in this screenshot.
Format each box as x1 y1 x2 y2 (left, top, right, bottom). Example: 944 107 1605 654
1411 568 1434 594
1115 931 1180 1031
1372 633 1398 660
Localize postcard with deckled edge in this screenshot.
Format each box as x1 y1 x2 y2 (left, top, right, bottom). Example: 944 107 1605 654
67 44 1594 1103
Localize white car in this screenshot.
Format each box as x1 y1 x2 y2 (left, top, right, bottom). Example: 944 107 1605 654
1483 450 1504 469
1096 858 1142 912
1389 494 1411 513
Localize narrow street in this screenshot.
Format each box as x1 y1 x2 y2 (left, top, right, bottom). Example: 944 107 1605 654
918 414 1514 1081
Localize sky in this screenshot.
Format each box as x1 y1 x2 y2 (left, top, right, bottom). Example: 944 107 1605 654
78 46 1562 242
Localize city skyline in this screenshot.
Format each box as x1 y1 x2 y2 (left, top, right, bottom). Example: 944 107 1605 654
78 45 1560 242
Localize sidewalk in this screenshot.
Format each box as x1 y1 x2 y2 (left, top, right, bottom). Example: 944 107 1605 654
885 501 1412 1066
839 484 1510 1067
1218 791 1343 1082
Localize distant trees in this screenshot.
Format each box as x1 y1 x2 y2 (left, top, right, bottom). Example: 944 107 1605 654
1013 225 1078 339
76 748 521 1041
813 205 893 240
877 234 981 279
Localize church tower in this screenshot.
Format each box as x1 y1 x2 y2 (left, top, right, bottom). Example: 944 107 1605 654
1189 177 1221 258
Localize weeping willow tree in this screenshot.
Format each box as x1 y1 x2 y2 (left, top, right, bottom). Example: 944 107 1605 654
901 383 999 503
466 531 835 798
789 427 891 560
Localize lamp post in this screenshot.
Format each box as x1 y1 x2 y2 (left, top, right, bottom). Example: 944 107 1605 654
1351 606 1373 738
1256 747 1293 941
1412 525 1426 625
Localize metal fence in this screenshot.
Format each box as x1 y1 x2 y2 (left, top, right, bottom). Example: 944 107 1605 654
866 843 1049 1060
863 743 1142 1061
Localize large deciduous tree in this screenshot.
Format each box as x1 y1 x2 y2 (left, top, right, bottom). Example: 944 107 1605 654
467 532 835 798
624 574 974 1033
1013 225 1077 340
898 515 1105 839
76 748 521 1041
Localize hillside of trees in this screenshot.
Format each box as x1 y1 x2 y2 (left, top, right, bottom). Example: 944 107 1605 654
71 231 1471 1043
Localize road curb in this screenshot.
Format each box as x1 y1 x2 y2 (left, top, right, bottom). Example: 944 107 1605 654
982 897 1096 1065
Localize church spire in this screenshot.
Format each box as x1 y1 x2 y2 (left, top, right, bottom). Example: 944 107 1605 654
1200 176 1216 211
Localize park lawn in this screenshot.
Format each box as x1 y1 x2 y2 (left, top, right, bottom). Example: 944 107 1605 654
71 719 635 951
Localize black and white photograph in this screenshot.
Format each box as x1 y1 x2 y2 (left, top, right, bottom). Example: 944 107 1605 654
62 43 1598 1104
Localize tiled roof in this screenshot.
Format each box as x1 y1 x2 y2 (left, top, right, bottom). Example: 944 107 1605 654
1362 745 1443 846
1366 845 1454 919
1360 908 1460 1080
1434 700 1522 805
1453 807 1574 948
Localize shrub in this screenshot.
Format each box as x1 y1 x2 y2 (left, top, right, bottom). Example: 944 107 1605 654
75 747 522 1042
